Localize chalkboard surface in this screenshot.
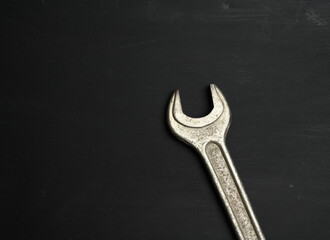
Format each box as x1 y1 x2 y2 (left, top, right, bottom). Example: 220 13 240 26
2 1 330 239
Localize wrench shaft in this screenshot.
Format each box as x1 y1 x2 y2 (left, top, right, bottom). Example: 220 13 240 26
202 142 264 240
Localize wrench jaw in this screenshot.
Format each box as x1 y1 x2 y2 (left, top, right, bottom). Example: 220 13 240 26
173 84 224 128
167 84 232 151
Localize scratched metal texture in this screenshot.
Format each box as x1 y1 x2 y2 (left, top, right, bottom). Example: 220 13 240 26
1 1 330 239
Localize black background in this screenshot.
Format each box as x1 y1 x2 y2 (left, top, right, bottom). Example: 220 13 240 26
2 1 330 239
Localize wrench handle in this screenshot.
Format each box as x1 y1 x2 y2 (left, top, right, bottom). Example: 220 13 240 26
201 142 265 240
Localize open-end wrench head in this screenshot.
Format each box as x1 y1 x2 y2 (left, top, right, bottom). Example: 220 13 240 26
173 84 224 128
167 84 231 149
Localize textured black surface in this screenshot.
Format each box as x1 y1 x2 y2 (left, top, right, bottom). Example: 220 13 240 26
2 1 330 239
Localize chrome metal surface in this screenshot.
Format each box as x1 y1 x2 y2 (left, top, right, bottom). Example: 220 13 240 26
167 84 265 240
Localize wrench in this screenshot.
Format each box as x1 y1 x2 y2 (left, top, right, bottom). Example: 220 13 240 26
167 84 265 240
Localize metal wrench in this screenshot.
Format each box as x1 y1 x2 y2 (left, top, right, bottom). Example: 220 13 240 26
167 84 265 240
